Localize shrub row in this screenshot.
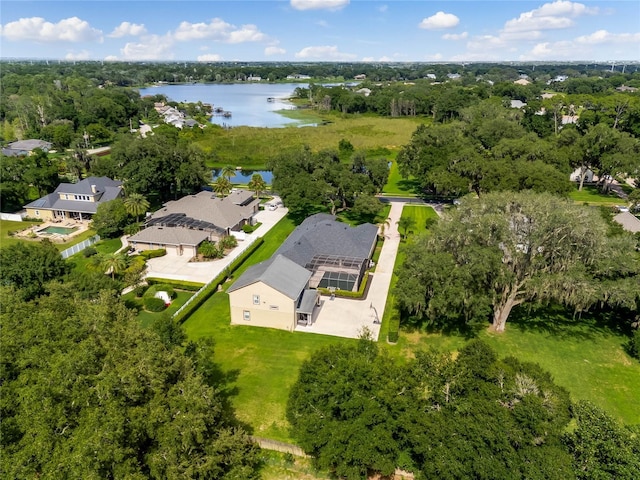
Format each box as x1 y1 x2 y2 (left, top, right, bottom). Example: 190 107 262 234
173 237 264 324
144 296 167 312
318 273 371 299
387 306 401 344
140 248 166 259
146 278 205 292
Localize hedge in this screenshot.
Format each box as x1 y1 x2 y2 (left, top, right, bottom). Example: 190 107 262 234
387 306 401 344
140 248 166 259
144 296 167 312
146 278 205 292
173 237 264 324
318 273 371 299
145 284 175 299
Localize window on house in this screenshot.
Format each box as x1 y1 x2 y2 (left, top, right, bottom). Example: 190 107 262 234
35 210 40 216
243 310 251 321
269 305 279 311
252 295 260 305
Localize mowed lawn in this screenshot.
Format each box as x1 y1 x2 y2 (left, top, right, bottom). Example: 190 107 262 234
382 160 422 196
568 185 624 206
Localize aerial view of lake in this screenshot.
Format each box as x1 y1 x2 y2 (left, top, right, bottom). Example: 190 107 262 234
137 83 307 128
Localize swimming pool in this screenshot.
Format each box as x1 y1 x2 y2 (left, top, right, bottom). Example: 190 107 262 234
38 226 78 235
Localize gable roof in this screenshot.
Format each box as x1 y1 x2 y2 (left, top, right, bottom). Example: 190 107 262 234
7 139 52 151
128 226 210 246
55 176 122 195
613 212 640 233
274 213 378 267
227 254 311 300
24 176 122 213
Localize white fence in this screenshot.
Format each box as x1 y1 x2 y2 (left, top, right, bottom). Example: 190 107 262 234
1 213 24 222
60 235 101 259
172 234 260 320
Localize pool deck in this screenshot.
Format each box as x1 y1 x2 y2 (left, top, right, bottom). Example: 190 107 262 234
14 219 91 242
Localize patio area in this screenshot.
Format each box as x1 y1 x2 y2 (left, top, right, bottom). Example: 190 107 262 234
14 219 91 243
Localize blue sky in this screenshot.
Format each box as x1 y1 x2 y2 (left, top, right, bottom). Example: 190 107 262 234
1 1 638 62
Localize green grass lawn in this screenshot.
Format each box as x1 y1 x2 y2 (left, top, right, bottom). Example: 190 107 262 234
382 160 421 196
124 290 195 328
182 292 351 441
569 185 624 206
399 205 439 234
66 237 124 270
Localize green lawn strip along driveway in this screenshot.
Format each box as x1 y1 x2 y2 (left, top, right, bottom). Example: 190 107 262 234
400 205 439 232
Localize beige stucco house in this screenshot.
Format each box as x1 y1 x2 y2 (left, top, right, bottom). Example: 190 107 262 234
227 213 378 331
24 176 123 221
128 189 259 257
228 255 319 331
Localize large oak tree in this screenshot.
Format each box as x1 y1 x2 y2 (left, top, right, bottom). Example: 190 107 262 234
395 191 640 332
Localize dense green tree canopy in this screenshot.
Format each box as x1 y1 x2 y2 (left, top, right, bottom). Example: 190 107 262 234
0 286 261 479
395 191 640 332
288 339 577 479
90 198 130 238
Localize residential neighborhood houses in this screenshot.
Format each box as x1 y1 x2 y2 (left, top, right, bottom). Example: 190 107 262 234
24 176 123 222
128 189 259 257
2 139 52 157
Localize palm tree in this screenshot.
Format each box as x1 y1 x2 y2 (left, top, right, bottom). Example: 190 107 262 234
220 165 237 182
377 217 391 238
100 252 127 280
212 177 232 198
123 193 150 223
247 173 267 199
396 216 416 240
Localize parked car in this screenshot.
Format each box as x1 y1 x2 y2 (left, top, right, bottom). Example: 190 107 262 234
267 204 278 211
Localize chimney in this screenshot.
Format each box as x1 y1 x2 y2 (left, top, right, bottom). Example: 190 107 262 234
91 184 97 194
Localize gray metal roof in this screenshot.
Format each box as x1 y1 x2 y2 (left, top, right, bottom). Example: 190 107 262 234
227 254 311 300
7 139 52 151
128 226 210 246
274 213 378 267
54 176 122 195
25 179 122 213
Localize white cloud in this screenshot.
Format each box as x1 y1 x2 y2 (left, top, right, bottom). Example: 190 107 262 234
265 46 286 56
316 20 329 28
290 0 349 11
197 53 222 62
173 18 266 43
294 45 357 60
1 16 102 42
109 22 147 38
120 35 174 60
419 12 460 30
65 50 90 60
104 55 119 62
503 1 598 33
377 5 388 13
575 29 640 45
442 32 468 41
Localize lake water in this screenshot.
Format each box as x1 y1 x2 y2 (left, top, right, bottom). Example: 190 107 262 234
138 83 307 128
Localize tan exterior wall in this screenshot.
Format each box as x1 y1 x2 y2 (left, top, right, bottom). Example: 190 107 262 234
129 241 197 257
229 282 296 331
25 208 54 221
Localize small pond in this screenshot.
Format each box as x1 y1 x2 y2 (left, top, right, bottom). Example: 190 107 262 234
211 169 273 184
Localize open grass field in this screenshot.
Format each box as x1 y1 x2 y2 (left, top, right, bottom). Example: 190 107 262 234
569 185 625 206
399 205 440 233
196 113 423 169
382 160 422 196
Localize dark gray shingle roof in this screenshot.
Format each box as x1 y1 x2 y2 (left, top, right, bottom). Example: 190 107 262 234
227 254 311 300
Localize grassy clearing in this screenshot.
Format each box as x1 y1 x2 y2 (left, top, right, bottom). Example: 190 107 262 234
259 451 331 480
124 290 195 328
66 237 123 270
183 293 350 442
382 160 421 196
569 185 624 206
399 205 439 233
197 114 423 168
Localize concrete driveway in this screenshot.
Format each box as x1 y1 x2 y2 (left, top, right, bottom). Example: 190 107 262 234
295 202 405 340
142 202 288 284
